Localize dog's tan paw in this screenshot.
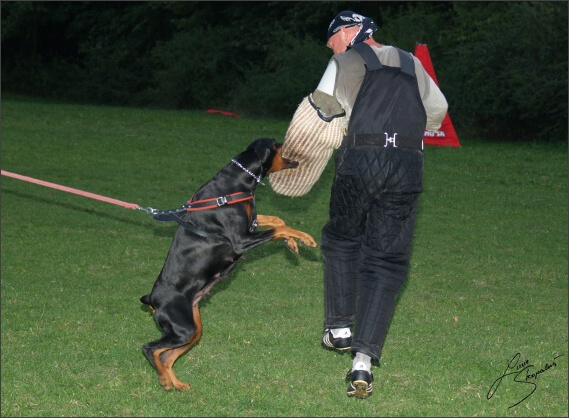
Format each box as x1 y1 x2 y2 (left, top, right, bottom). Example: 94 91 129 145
159 377 173 391
173 381 192 391
284 238 299 254
299 233 318 248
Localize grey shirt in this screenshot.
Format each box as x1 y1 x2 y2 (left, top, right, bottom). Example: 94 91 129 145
313 45 448 132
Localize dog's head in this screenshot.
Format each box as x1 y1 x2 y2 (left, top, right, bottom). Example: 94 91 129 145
246 138 299 175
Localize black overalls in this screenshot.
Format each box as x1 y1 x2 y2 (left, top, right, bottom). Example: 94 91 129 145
321 43 427 363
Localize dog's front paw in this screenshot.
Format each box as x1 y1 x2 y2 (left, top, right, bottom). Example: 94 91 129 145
284 238 299 254
298 233 318 248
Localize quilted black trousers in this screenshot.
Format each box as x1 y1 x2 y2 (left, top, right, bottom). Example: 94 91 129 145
321 144 423 363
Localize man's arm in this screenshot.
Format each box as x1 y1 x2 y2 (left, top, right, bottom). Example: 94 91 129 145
309 60 346 122
414 57 448 132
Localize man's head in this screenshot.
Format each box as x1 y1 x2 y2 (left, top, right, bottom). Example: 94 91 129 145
326 10 377 54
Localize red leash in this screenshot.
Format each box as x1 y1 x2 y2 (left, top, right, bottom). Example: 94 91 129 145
2 169 259 239
1 170 254 216
1 170 144 211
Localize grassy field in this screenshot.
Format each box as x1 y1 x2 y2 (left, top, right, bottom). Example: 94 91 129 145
1 96 567 417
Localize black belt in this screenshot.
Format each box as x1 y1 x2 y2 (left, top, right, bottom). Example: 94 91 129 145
344 133 423 150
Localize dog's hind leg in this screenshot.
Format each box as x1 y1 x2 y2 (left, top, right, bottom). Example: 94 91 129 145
142 299 200 391
158 304 203 391
144 341 191 391
150 347 176 390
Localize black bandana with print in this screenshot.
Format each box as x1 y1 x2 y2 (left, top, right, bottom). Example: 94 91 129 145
327 10 377 46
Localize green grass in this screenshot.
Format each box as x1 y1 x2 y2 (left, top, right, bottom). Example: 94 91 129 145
2 96 567 417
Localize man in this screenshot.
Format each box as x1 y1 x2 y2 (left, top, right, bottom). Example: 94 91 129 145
270 11 447 399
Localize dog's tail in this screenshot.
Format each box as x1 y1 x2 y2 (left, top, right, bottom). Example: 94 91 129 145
140 294 151 305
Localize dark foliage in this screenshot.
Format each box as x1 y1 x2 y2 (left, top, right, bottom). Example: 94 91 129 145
2 1 567 140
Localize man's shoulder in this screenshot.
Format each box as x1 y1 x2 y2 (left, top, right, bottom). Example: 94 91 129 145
332 44 415 73
372 45 406 66
335 44 401 64
333 48 364 70
334 47 362 60
370 45 415 69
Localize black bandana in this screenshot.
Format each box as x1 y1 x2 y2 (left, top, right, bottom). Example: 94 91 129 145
327 11 377 46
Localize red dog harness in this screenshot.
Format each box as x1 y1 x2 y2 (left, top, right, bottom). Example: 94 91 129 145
150 157 262 239
150 191 255 240
185 191 254 211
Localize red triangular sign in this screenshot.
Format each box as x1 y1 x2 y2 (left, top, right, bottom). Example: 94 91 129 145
414 43 461 147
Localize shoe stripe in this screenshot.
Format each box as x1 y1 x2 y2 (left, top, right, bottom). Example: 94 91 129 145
322 332 334 348
322 331 351 350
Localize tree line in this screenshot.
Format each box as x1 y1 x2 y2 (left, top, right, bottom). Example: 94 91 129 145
2 1 567 141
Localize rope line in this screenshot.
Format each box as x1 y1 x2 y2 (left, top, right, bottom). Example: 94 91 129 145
1 170 141 210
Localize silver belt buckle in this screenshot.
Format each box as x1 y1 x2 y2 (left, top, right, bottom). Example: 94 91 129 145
384 132 398 148
216 196 227 206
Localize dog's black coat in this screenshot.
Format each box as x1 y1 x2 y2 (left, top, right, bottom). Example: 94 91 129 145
140 138 317 391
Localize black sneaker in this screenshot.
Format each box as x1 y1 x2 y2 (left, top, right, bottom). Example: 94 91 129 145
322 329 352 351
346 368 374 399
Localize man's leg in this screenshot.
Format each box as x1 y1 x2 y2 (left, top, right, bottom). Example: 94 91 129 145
321 229 360 329
351 189 421 363
321 150 367 339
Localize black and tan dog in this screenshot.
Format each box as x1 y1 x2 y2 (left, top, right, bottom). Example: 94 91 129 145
140 138 317 391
